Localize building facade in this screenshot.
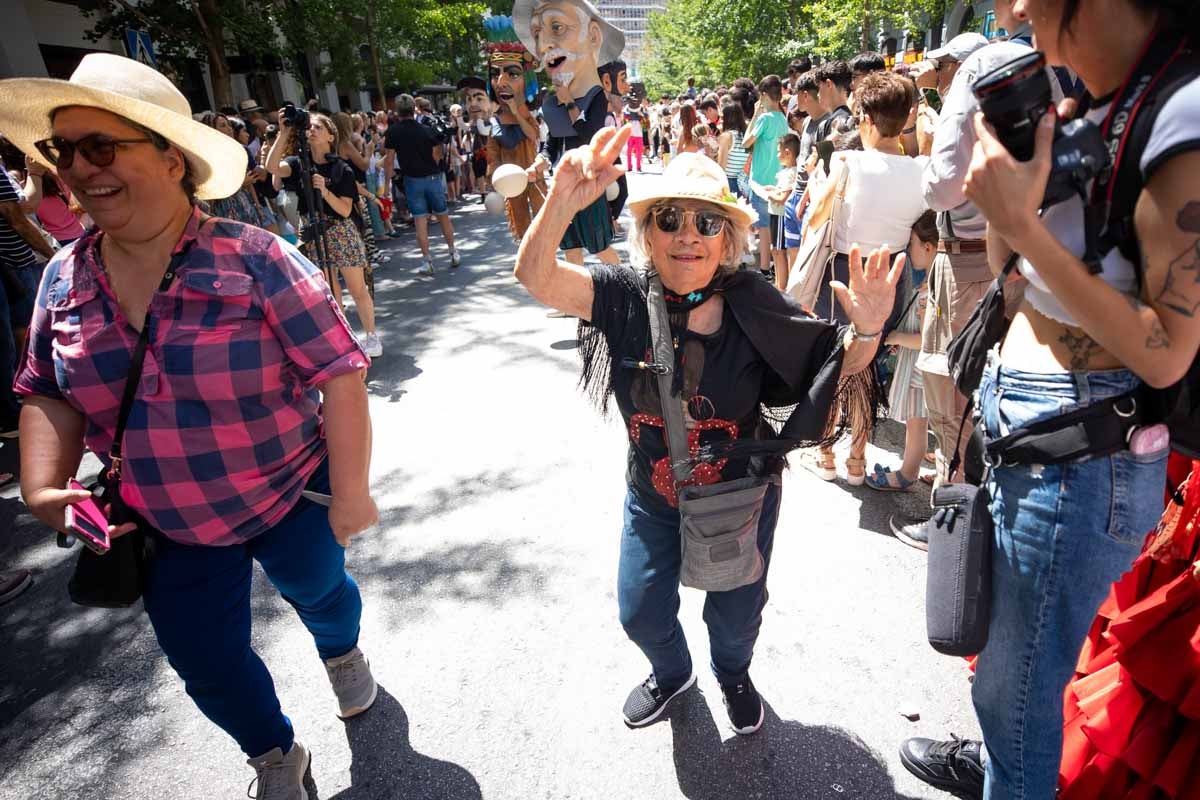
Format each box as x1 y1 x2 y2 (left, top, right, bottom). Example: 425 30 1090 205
596 0 667 77
878 0 1003 66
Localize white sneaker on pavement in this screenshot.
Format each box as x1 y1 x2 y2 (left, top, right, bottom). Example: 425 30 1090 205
246 740 313 800
360 333 383 358
422 257 435 275
449 249 461 268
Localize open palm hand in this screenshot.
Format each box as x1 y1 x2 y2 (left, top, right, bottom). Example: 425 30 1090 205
831 245 906 335
549 124 631 217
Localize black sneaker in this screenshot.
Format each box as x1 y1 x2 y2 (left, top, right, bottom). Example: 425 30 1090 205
898 735 984 800
622 673 695 728
721 676 764 735
890 514 930 551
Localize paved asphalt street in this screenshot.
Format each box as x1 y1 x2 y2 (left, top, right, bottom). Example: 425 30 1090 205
0 165 979 800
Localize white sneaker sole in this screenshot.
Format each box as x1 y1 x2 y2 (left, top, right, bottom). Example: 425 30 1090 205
336 677 378 720
623 673 696 728
730 699 764 735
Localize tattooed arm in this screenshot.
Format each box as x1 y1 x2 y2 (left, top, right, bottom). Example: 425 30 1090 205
984 151 1200 388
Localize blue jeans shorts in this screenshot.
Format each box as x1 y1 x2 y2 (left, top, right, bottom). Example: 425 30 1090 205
403 174 448 218
971 355 1167 800
10 264 44 330
749 193 769 230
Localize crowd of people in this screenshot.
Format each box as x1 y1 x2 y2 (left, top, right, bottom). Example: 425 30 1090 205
0 0 1198 797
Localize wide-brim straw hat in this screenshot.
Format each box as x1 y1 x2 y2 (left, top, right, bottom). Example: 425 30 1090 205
0 53 247 200
627 152 758 229
512 0 625 66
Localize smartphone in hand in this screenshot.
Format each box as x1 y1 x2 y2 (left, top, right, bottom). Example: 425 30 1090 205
64 478 111 554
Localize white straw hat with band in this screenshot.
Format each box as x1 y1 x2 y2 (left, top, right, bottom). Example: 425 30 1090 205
627 152 758 228
0 53 247 200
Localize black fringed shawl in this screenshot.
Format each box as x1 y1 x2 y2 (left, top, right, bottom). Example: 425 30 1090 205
578 266 880 465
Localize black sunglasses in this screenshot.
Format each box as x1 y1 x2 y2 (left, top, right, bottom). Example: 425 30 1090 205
652 206 728 238
33 134 154 170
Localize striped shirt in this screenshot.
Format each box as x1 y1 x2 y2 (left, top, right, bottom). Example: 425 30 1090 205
724 130 749 179
0 167 38 271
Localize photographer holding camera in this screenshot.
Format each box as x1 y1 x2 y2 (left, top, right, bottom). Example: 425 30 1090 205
266 109 382 357
899 2 1200 799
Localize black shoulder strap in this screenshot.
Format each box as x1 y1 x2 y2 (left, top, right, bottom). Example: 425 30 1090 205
648 275 692 484
1104 49 1200 286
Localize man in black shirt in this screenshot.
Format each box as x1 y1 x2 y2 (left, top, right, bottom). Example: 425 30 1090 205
384 94 459 273
813 60 853 142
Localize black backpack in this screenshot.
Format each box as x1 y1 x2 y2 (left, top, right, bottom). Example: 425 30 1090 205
1104 48 1200 457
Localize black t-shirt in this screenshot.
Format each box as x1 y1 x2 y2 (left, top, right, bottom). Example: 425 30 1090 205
817 105 851 142
285 156 358 220
385 119 441 178
589 264 788 512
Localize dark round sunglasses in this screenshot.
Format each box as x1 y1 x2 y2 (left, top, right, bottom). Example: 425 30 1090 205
652 206 728 238
33 134 154 170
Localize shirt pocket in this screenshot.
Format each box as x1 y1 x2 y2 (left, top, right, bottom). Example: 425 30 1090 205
172 270 260 331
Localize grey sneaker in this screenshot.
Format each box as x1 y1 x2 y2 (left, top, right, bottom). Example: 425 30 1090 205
449 249 461 268
324 646 377 719
246 740 313 800
890 514 930 551
360 333 383 358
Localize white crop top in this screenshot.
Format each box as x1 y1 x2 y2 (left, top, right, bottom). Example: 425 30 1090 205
1020 75 1200 325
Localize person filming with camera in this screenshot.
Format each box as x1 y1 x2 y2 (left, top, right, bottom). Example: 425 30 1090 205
266 107 381 357
898 2 1200 799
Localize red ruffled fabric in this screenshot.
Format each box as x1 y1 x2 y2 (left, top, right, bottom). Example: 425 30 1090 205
1059 455 1200 800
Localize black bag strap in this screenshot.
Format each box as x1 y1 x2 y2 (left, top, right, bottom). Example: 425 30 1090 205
984 390 1142 467
105 227 204 484
648 274 693 484
946 398 975 482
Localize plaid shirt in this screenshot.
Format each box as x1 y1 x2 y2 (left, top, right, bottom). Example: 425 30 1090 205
15 207 369 546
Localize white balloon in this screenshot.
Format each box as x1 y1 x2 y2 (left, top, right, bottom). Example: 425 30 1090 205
484 191 507 215
492 163 530 199
605 182 620 201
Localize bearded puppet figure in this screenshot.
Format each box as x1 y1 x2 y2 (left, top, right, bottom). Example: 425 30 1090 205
457 76 493 196
514 0 624 264
483 13 546 242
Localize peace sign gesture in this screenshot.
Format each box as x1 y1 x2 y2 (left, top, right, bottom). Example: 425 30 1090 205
548 124 631 216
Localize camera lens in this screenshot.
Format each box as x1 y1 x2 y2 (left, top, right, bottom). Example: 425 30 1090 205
972 51 1053 162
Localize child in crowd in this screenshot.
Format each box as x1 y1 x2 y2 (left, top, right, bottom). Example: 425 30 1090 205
765 132 800 289
867 210 938 492
694 123 719 160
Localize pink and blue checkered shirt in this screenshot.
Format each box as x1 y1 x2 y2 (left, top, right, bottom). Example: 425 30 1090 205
15 208 370 546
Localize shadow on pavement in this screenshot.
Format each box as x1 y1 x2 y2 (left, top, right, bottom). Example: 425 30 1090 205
324 686 482 800
669 693 923 800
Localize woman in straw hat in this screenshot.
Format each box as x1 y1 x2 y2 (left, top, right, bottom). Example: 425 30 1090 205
514 125 902 736
0 53 378 799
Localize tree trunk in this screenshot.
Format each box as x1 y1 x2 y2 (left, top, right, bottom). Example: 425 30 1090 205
365 0 386 110
195 0 233 109
861 0 872 52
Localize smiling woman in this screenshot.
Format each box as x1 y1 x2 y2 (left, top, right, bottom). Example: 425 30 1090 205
0 52 379 800
514 129 903 737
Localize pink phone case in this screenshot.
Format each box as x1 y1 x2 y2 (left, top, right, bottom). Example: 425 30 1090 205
65 479 110 553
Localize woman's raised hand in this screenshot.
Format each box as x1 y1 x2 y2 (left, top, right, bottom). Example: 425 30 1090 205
548 124 631 216
831 245 905 335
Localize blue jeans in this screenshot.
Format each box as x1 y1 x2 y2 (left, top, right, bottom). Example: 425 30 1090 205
402 174 448 218
142 460 362 758
616 483 781 688
972 358 1167 800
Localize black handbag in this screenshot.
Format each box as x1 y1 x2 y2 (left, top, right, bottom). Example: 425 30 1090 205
925 475 992 656
946 253 1018 398
62 243 190 608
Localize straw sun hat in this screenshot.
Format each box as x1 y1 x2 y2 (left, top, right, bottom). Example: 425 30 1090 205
626 152 758 229
0 53 247 200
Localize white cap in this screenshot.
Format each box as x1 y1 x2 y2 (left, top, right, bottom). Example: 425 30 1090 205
927 32 990 63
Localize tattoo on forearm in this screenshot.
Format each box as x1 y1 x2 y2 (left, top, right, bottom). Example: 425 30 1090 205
1058 330 1102 369
1154 201 1200 317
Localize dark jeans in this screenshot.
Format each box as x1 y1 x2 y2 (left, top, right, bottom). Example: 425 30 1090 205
0 271 21 428
609 172 629 221
616 483 781 688
142 460 362 758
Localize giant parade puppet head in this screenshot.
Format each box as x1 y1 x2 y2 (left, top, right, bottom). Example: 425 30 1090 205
513 0 624 100
483 14 539 110
598 59 629 99
456 76 491 121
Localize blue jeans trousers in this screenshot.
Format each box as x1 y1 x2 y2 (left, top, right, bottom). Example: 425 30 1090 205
972 359 1167 800
616 483 781 688
142 460 362 758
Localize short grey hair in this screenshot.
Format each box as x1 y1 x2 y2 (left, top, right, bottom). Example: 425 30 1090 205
629 200 750 275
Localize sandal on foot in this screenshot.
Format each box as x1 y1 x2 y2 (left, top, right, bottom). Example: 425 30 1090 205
845 457 867 487
866 464 916 492
802 451 837 482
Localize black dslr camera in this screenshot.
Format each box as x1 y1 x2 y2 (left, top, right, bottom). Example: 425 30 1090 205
972 52 1108 208
280 101 310 131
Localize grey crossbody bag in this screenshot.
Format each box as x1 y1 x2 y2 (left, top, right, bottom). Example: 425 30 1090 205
648 275 775 593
